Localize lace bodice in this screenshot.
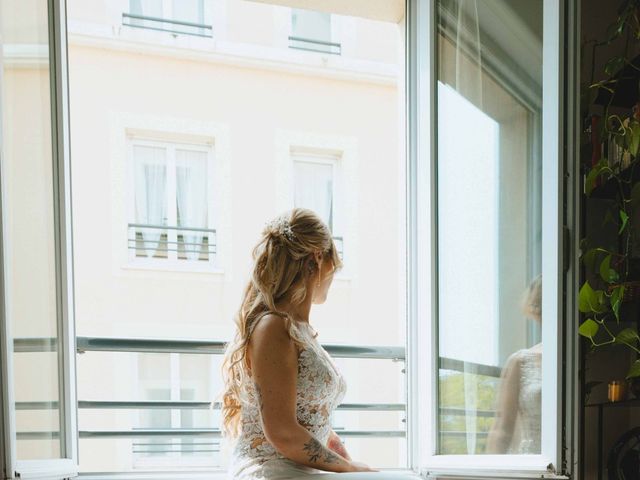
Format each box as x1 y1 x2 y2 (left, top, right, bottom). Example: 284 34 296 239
228 315 347 479
514 348 541 454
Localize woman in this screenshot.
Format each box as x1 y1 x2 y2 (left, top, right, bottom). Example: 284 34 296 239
485 275 542 454
220 209 419 480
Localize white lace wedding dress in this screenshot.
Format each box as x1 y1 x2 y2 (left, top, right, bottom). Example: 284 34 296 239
226 313 420 480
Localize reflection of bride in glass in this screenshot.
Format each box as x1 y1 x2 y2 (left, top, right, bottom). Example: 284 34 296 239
486 276 542 454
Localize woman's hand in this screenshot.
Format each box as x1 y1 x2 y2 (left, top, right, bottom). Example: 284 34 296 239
327 430 351 461
348 461 379 472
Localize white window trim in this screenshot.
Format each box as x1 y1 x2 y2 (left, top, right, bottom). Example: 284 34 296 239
285 7 341 54
275 129 358 280
406 0 566 478
133 354 218 470
126 137 216 271
123 0 210 30
292 150 339 228
109 111 231 277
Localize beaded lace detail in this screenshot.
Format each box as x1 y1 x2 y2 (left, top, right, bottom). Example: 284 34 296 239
228 314 347 479
514 349 541 454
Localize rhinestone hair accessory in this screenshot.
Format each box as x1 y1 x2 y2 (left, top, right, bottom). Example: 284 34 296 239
264 215 296 242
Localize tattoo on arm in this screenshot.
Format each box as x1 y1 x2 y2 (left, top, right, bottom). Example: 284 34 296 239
303 437 340 465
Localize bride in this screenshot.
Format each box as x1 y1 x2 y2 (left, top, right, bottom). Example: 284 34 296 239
220 208 420 480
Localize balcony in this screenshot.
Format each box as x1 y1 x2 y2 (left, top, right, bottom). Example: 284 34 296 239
288 36 342 55
122 13 213 38
14 336 501 471
128 224 216 262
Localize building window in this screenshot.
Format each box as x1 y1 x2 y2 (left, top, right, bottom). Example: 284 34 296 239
124 0 212 38
289 8 341 55
135 354 217 467
292 151 343 259
128 138 216 267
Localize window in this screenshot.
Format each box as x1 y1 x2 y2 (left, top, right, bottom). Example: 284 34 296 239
135 354 217 468
409 0 567 476
289 8 341 55
128 138 216 268
292 151 343 259
124 0 211 38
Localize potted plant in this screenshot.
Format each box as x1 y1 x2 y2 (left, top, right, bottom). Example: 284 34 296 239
579 0 640 385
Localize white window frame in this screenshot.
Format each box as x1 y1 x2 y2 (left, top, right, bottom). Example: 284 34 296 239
286 7 341 55
133 353 217 469
0 0 79 479
406 0 567 478
292 150 340 233
126 137 217 272
275 129 358 280
127 0 207 24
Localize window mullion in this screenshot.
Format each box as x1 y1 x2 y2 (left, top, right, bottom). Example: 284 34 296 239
167 145 178 262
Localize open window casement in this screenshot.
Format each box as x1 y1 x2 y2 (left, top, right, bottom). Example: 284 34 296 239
0 0 79 478
406 0 570 478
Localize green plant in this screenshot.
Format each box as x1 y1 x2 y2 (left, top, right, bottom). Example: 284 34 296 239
579 0 640 379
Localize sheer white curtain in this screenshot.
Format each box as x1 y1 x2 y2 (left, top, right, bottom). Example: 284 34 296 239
176 150 208 260
293 160 333 230
439 0 482 455
134 146 167 257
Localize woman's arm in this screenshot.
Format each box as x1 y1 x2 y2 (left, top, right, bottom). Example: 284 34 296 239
485 352 523 454
247 314 372 473
327 429 351 461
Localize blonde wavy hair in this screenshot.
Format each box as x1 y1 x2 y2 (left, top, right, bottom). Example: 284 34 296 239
218 208 343 439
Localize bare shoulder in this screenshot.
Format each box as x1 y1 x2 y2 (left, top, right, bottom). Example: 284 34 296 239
247 313 297 371
248 313 297 356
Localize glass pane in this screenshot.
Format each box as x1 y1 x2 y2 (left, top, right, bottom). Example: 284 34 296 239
291 8 331 42
436 0 543 455
0 0 63 460
175 149 208 261
132 145 167 258
172 0 204 24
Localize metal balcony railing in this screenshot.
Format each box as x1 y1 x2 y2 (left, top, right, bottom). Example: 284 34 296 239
14 336 406 444
122 13 213 38
288 36 341 55
128 223 216 261
13 337 502 446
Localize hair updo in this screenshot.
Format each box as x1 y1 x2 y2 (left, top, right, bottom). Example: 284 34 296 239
522 274 542 321
219 208 342 438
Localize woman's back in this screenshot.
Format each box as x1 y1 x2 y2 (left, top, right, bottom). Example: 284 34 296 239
228 312 347 480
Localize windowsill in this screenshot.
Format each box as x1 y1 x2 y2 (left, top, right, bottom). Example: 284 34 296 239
78 468 421 480
121 260 225 276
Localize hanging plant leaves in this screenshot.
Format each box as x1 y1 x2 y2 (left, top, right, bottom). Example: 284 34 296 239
578 319 600 338
585 160 609 196
599 254 620 283
582 247 606 274
626 359 640 379
604 56 626 76
615 327 640 346
579 282 608 313
629 121 640 156
619 210 629 234
611 285 625 322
